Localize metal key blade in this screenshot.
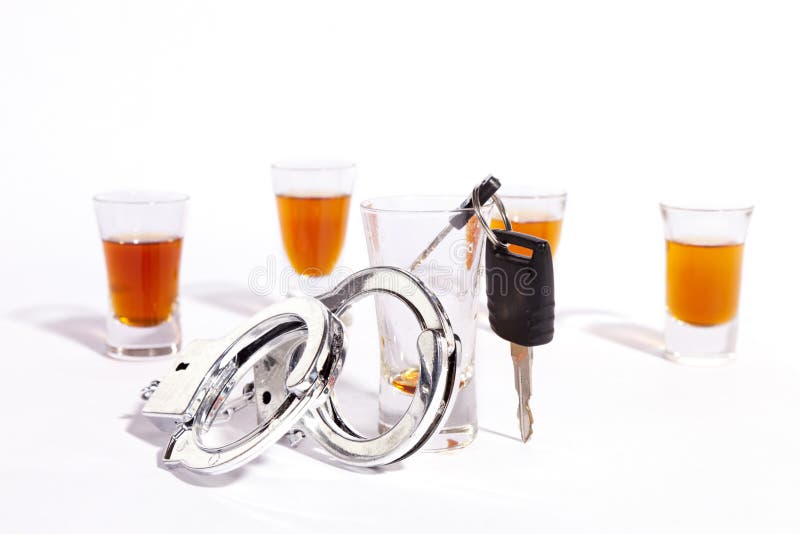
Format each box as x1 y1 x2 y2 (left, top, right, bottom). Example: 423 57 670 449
409 223 455 272
510 342 533 442
408 175 501 271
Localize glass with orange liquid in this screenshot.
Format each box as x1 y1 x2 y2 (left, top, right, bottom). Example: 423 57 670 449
489 187 567 256
272 161 355 295
94 191 188 358
661 203 753 364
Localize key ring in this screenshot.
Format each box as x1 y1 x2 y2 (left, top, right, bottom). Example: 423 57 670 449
471 184 511 249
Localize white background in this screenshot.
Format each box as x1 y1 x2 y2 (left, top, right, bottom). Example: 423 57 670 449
1 1 799 532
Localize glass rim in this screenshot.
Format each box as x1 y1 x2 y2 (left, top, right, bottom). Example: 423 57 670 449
499 189 567 201
659 201 754 214
271 160 356 172
360 195 490 214
93 190 189 205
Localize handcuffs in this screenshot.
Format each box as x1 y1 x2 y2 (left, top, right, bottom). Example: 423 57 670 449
142 267 461 473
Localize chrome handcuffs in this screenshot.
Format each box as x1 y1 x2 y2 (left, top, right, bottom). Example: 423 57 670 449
142 267 460 473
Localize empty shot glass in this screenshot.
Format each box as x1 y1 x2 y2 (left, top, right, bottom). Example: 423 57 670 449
94 191 188 359
361 196 489 450
660 202 753 365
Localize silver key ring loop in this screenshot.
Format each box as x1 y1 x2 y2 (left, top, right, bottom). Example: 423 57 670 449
471 184 511 249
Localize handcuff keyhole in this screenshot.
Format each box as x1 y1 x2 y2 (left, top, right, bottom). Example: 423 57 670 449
175 362 190 371
262 391 272 405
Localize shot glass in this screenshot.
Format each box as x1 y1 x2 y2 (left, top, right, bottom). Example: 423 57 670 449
490 186 567 256
272 160 355 296
94 191 188 359
361 196 488 450
660 203 753 365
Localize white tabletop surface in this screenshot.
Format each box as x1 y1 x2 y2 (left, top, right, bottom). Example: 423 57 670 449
3 278 799 533
2 1 799 532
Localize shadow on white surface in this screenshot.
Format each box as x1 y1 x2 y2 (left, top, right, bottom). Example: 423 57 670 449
9 306 107 357
183 282 281 316
123 376 397 480
478 426 524 443
479 306 665 358
122 409 248 487
556 308 666 358
283 438 402 475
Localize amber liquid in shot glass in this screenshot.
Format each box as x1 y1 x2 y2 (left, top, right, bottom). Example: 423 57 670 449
490 218 563 255
102 235 183 326
276 194 351 276
666 240 744 327
488 188 566 255
272 161 355 297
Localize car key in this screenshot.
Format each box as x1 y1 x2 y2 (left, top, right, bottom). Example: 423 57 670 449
408 175 501 271
484 229 555 442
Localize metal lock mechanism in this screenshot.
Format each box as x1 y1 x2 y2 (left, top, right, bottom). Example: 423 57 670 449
142 267 460 473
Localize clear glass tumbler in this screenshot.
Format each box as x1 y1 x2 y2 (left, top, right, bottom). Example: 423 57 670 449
490 186 567 255
272 161 356 296
361 196 488 450
94 191 188 359
660 203 753 365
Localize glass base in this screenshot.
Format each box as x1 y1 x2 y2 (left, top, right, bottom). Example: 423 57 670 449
106 343 178 360
377 421 478 451
289 273 337 297
105 314 181 360
664 314 737 366
379 372 477 451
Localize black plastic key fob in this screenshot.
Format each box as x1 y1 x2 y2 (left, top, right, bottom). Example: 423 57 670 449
485 230 555 347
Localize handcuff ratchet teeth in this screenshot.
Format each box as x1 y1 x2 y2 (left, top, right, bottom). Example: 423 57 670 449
141 266 460 473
